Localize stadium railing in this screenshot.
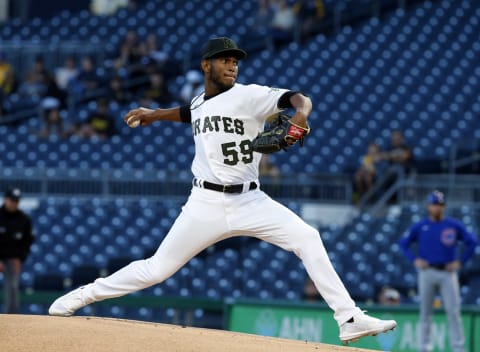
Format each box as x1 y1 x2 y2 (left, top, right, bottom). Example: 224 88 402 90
449 138 480 175
0 166 353 203
365 173 480 215
0 41 106 80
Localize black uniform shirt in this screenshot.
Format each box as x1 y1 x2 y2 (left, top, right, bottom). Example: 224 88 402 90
0 205 34 262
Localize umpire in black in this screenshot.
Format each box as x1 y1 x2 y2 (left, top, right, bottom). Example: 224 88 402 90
0 188 34 313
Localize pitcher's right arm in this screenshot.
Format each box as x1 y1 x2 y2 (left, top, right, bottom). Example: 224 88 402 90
124 105 191 126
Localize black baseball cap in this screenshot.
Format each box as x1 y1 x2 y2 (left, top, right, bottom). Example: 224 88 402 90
5 188 21 200
201 37 247 60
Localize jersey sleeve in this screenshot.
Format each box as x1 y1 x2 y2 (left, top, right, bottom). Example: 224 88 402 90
179 104 192 124
398 223 420 263
247 84 291 121
277 91 300 109
455 220 479 264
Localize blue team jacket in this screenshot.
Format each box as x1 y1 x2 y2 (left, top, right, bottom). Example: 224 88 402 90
399 216 478 265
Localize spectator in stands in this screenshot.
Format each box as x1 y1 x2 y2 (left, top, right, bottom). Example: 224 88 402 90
0 90 3 118
377 286 401 306
245 0 275 51
17 73 46 100
114 43 131 72
78 98 115 138
0 188 34 313
30 55 49 86
0 52 15 98
382 130 413 174
90 0 130 15
107 76 132 105
0 52 16 117
254 0 274 33
17 55 49 99
294 0 326 40
142 33 168 67
269 0 297 47
139 71 171 107
115 30 162 81
180 70 203 104
70 56 101 97
399 190 478 352
38 97 64 138
54 55 78 93
378 130 414 203
44 72 65 108
139 34 179 80
354 142 381 198
114 30 143 72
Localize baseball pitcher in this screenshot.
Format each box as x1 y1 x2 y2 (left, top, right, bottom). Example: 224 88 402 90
49 37 396 344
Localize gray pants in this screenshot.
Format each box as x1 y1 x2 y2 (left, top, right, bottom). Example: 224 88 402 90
1 259 20 314
418 268 465 352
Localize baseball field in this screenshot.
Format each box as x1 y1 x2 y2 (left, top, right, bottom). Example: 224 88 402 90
1 315 377 352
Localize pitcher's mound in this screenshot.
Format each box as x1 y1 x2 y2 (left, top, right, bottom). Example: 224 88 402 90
1 315 375 352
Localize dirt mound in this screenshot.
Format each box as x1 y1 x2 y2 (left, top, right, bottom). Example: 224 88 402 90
1 315 376 352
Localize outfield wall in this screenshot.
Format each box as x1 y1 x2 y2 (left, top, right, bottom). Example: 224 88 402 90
227 300 480 352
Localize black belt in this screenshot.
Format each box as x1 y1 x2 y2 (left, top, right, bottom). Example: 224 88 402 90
429 263 448 270
193 178 257 194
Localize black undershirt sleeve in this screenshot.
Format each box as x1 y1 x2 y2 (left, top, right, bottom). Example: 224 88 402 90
277 91 301 109
179 104 192 124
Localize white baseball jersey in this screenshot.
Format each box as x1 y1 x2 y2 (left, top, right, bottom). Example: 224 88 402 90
189 83 289 184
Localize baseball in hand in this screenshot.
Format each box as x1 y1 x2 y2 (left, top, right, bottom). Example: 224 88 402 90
128 119 141 128
128 107 152 128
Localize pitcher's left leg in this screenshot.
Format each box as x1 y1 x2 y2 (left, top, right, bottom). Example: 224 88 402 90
229 191 396 341
230 191 394 340
440 271 465 352
263 214 396 343
230 192 359 324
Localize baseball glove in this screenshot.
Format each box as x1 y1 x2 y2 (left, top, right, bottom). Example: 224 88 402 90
251 114 310 154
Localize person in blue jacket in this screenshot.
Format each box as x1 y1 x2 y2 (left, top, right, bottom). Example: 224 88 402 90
399 190 478 352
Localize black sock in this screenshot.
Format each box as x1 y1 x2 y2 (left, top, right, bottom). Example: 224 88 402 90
347 317 354 323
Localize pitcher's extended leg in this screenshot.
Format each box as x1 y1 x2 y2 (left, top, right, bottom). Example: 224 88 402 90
49 189 230 316
229 191 396 343
230 191 360 323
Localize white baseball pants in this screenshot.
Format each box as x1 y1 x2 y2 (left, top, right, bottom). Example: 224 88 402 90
81 187 361 325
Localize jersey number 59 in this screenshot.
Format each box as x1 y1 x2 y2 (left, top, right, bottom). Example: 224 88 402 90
221 140 253 165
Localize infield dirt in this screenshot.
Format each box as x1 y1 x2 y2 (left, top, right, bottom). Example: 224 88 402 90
1 315 378 352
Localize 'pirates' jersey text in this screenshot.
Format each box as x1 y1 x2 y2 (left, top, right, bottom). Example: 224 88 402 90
189 83 289 184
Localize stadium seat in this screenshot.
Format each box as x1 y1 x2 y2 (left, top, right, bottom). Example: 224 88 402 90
34 273 65 291
71 265 101 287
